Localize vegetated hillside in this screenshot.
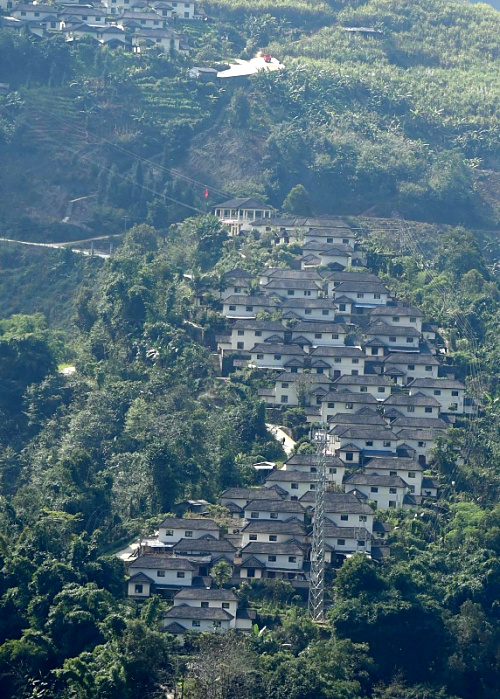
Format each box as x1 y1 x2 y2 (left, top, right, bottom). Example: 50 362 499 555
2 0 500 241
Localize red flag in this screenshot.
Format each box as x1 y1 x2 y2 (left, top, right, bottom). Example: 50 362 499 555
204 187 209 198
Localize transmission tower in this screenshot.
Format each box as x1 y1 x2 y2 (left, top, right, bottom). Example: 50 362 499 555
308 425 328 622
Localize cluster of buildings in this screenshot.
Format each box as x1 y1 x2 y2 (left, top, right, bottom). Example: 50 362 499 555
0 0 203 50
123 201 469 634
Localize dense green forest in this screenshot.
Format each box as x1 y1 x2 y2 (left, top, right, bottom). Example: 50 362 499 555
2 0 500 697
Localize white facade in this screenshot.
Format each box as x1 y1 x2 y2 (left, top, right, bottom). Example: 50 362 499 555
158 518 219 544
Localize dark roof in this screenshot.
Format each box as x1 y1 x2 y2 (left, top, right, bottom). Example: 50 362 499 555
174 588 237 601
328 412 386 427
129 555 195 571
291 321 347 333
407 378 465 389
224 295 279 307
382 353 439 366
220 487 284 501
162 622 187 634
159 517 218 530
173 539 236 553
364 457 423 471
373 521 394 533
263 279 323 291
240 556 267 568
391 417 448 429
333 375 394 386
367 322 421 338
249 343 304 355
275 372 331 384
345 473 408 487
384 393 441 407
128 572 154 583
335 427 398 440
266 470 317 483
164 604 234 621
281 298 337 309
300 491 374 514
334 281 390 294
394 428 444 440
284 454 344 467
215 197 273 210
311 346 365 358
264 268 322 280
223 268 254 280
323 390 377 404
232 319 284 331
244 499 305 513
324 525 372 539
370 305 423 318
242 519 305 535
422 477 440 489
241 541 305 555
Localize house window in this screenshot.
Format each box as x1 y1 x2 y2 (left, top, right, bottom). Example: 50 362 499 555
360 386 367 392
329 467 337 474
425 366 433 372
192 620 200 627
332 333 339 339
371 347 378 355
305 309 312 315
374 293 381 299
452 391 459 397
304 290 311 297
418 441 426 448
222 602 230 609
383 441 391 447
345 402 354 409
339 304 346 312
406 337 414 343
237 330 244 336
281 382 289 388
249 534 257 541
434 390 441 396
322 309 329 316
134 584 143 593
352 358 359 364
328 402 335 408
247 568 255 578
425 407 433 413
310 484 316 490
378 387 385 393
389 337 396 343
287 290 295 296
257 354 264 360
315 333 322 339
407 405 415 412
157 570 166 577
343 238 349 244
389 500 396 508
370 487 379 493
268 555 276 562
185 530 193 537
340 514 349 521
269 535 277 542
409 485 415 493
351 369 359 376
234 287 241 293
334 358 342 363
365 441 374 447
345 452 354 461
255 330 262 337
177 572 185 578
357 540 365 546
337 539 346 545
251 512 259 518
393 317 400 323
280 395 288 404
270 512 278 519
450 403 458 411
408 365 415 371
288 556 297 563
410 317 416 323
229 305 236 311
291 483 299 490
164 529 174 537
359 515 367 522
237 342 244 350
246 306 254 312
357 293 364 298
408 471 416 478
201 601 209 608
274 354 281 360
389 487 397 494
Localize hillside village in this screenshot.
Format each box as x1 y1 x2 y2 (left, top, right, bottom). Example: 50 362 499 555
122 197 471 635
0 0 203 51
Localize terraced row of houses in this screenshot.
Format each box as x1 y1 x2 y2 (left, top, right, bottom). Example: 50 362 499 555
0 0 202 50
122 207 466 634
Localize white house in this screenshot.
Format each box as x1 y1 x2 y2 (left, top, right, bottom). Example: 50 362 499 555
169 588 239 628
390 427 444 464
259 267 323 287
332 426 400 459
369 305 424 333
158 517 220 544
344 473 409 510
366 321 421 352
310 346 366 379
240 540 306 571
323 271 380 298
332 280 392 310
241 518 306 546
243 498 306 523
265 469 319 499
280 298 339 322
382 353 440 383
332 374 395 400
289 321 348 348
303 227 356 248
383 392 442 418
213 198 274 235
222 295 280 319
248 343 305 370
364 456 424 497
271 371 332 408
162 605 234 633
219 486 285 511
324 521 372 560
127 555 195 590
283 453 345 487
407 378 465 415
262 278 324 299
320 389 378 422
300 491 374 533
227 319 285 352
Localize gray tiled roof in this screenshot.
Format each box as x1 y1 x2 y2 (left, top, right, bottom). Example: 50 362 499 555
158 517 218 530
174 588 237 601
164 604 234 621
345 473 408 487
241 540 305 555
129 555 195 571
244 499 305 513
242 519 305 535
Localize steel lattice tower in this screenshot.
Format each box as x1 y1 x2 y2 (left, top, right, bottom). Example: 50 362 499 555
308 425 328 622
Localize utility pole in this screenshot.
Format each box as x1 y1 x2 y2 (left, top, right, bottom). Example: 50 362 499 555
308 424 328 622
